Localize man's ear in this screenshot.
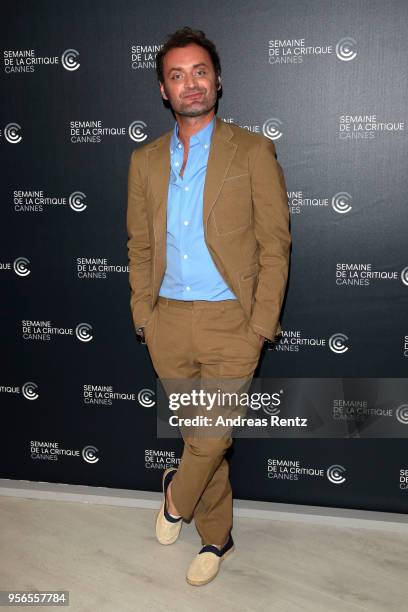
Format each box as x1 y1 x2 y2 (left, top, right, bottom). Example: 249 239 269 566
159 82 168 100
217 75 222 90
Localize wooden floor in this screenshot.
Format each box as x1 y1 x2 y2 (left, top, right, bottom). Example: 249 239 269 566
0 495 407 611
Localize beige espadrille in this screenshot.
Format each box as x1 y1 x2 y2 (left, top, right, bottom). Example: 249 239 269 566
155 467 183 545
186 534 235 586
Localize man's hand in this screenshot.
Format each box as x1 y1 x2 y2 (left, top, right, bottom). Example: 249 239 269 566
136 326 146 344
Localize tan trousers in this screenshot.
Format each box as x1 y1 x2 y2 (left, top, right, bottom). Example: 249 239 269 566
144 295 262 546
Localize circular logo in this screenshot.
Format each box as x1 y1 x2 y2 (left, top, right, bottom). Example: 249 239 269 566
75 323 93 342
22 381 39 400
137 388 155 407
335 37 357 62
332 192 352 214
327 464 346 484
329 333 349 354
400 266 408 287
82 445 99 463
4 122 22 143
13 257 30 276
69 191 87 212
128 120 148 142
396 404 408 425
61 49 80 71
262 118 283 141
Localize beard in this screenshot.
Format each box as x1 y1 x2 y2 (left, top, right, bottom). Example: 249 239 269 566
164 85 218 117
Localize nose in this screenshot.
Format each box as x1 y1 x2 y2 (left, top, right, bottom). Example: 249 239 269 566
184 73 198 90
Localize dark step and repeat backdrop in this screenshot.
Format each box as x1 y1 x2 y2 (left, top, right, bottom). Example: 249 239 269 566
1 1 408 512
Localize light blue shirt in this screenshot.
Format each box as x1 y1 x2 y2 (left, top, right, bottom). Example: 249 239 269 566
158 117 237 301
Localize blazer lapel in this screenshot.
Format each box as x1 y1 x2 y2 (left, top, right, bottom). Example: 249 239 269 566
148 129 172 229
203 117 237 226
148 116 237 232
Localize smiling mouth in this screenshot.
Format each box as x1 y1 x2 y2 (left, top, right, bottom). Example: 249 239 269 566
183 92 203 100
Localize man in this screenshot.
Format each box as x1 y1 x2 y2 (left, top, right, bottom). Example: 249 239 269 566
126 26 291 586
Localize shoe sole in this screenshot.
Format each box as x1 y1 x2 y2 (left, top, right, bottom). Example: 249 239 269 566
186 545 235 586
155 467 181 545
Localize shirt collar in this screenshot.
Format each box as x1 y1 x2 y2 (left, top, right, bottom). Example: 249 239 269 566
170 116 215 153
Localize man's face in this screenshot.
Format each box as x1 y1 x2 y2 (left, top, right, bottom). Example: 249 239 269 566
159 43 220 118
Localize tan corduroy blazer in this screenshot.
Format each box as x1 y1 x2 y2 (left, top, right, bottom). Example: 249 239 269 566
126 116 291 341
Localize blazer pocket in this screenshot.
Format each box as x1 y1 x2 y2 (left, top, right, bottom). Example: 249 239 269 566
220 173 250 191
222 172 249 184
213 175 252 235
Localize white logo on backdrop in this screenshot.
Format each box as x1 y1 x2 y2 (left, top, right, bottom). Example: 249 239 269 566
339 114 404 139
22 381 39 400
401 267 408 286
128 120 148 142
335 37 357 61
396 404 408 425
75 323 93 342
13 257 30 276
131 44 162 70
61 48 80 71
331 192 352 214
262 118 283 140
268 37 357 64
69 191 87 212
4 122 22 143
336 263 408 286
327 464 346 483
82 445 99 463
138 388 156 407
328 333 349 354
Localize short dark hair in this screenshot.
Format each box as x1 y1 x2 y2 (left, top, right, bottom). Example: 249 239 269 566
155 26 221 84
